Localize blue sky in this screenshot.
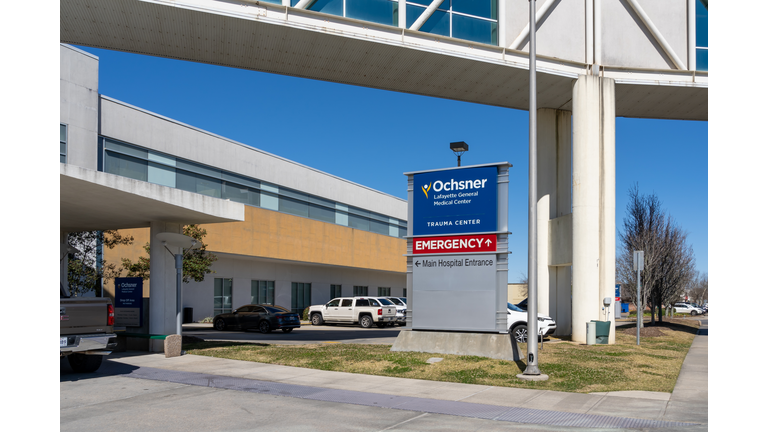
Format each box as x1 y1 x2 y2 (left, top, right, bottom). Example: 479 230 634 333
74 45 709 282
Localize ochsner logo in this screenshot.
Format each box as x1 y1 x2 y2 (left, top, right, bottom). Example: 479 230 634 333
423 177 488 198
422 182 432 198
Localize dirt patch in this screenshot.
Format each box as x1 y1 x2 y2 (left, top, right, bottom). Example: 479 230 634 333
622 326 666 337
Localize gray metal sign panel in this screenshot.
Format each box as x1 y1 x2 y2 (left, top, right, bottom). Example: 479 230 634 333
411 254 498 332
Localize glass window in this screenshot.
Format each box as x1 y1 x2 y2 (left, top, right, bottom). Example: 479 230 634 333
105 139 149 160
452 13 497 45
330 284 342 298
177 169 222 198
353 286 368 296
355 298 370 307
251 280 275 305
348 213 370 231
291 282 312 315
369 298 381 306
340 299 353 307
60 124 67 163
105 151 149 181
214 278 233 315
403 288 406 297
378 287 391 296
308 0 343 17
346 0 398 27
222 181 251 204
309 203 336 223
279 196 310 218
148 162 176 188
369 219 389 235
695 0 708 71
327 299 341 307
453 0 496 19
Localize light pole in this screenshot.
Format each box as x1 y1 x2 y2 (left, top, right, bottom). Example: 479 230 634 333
156 232 201 336
450 141 469 166
518 0 546 381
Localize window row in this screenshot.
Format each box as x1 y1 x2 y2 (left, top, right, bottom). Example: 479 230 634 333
695 0 708 71
60 124 67 163
261 0 498 46
101 137 407 238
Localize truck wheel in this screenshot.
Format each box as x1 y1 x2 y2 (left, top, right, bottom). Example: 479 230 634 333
360 315 373 328
311 313 324 326
67 353 103 373
214 318 227 331
258 320 272 334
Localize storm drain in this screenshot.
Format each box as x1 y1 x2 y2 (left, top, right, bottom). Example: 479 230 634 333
122 367 698 429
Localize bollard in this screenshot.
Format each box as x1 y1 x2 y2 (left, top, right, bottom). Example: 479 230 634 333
586 321 596 345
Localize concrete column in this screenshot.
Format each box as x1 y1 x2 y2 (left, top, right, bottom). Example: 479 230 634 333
60 231 70 292
149 222 183 351
599 77 616 343
572 74 616 344
536 108 572 337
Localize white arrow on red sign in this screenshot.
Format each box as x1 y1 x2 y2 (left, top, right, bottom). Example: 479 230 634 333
413 234 496 254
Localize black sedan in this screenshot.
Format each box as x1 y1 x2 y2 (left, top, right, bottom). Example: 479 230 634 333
213 305 301 334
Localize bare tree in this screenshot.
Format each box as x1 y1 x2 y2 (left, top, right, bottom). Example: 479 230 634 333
67 230 134 296
616 185 696 326
687 272 708 305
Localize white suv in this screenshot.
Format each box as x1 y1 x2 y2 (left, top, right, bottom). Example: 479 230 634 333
507 302 557 343
673 303 705 316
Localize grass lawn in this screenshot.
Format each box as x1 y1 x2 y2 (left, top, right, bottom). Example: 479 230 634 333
183 319 699 394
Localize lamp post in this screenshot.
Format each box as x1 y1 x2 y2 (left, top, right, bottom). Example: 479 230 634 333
450 141 469 166
518 0 547 381
156 232 201 336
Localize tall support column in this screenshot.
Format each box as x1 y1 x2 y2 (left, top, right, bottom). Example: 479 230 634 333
572 74 616 344
537 109 573 337
149 221 183 352
599 77 616 343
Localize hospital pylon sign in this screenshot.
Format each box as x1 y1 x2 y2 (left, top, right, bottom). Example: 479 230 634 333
404 163 511 333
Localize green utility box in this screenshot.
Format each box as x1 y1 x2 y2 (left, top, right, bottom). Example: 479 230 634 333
591 320 610 344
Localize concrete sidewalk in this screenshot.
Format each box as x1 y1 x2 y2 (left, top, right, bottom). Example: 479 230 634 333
102 323 707 430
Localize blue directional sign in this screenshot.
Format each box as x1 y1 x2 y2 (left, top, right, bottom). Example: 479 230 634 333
413 166 497 235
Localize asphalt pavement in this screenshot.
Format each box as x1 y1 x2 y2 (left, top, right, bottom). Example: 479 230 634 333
60 319 708 431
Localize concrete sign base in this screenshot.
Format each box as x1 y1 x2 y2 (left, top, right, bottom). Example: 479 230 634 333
391 330 522 361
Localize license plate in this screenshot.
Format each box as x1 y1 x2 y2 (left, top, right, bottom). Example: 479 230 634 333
60 337 67 347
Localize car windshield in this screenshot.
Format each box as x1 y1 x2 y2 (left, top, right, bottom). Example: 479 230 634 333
388 298 404 306
507 302 525 313
265 306 290 313
378 298 394 305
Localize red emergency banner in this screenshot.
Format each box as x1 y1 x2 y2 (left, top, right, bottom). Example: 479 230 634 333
413 234 496 254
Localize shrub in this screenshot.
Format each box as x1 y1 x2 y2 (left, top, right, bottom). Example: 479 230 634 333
302 307 310 321
200 316 214 323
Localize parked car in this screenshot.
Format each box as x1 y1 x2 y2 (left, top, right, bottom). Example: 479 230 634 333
385 297 407 326
515 298 528 311
507 302 556 343
308 297 397 328
673 303 705 316
213 304 301 333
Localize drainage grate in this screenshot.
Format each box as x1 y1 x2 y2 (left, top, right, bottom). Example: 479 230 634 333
122 366 698 429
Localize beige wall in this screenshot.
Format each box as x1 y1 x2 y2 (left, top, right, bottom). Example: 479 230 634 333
104 205 407 299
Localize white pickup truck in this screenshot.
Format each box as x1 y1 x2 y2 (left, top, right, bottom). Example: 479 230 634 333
308 297 397 328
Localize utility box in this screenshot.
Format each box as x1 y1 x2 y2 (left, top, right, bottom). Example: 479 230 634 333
586 321 596 345
591 320 610 344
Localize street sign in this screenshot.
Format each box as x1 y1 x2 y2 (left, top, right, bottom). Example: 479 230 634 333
633 250 644 271
412 166 498 236
413 234 496 254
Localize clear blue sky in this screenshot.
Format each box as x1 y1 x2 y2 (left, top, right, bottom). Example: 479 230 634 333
74 45 709 282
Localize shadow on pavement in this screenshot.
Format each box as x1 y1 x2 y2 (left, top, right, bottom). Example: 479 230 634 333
60 357 139 382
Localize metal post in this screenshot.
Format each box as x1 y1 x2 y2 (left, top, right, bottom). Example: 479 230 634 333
176 253 183 336
636 264 641 345
523 0 540 376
